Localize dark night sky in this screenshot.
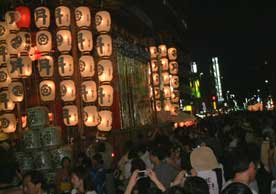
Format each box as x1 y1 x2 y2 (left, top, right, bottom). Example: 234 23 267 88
185 0 276 101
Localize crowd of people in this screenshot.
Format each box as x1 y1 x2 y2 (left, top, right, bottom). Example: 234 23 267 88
0 111 276 194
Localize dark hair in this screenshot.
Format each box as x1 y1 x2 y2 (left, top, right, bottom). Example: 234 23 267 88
23 171 46 190
221 182 253 194
96 142 106 152
183 176 210 194
150 146 167 161
131 158 146 173
72 167 94 192
61 156 71 168
232 150 251 173
167 186 185 194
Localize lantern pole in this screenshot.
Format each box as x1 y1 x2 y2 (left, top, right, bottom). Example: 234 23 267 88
16 103 22 135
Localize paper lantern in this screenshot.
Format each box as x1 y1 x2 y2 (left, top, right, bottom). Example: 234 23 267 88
149 46 158 59
60 80 76 102
152 73 160 86
162 72 170 85
155 100 162 112
79 55 95 77
98 60 113 82
0 22 9 40
95 11 111 33
55 6 70 27
171 76 179 88
151 60 158 72
158 44 167 57
96 34 112 57
5 11 19 31
6 34 18 55
160 58 169 71
28 46 42 61
34 6 50 28
171 90 180 103
36 30 52 52
163 86 171 98
77 30 93 52
83 106 99 127
8 56 32 78
169 61 178 74
27 106 49 128
75 6 91 28
0 91 15 111
81 81 97 102
63 105 78 126
170 104 179 116
58 55 74 77
16 31 31 53
20 56 32 77
164 100 171 112
0 45 9 64
38 56 54 77
154 87 160 99
16 6 31 28
0 114 16 133
168 47 177 60
39 80 55 101
56 30 72 52
0 68 11 88
8 81 24 102
97 110 112 131
98 85 113 106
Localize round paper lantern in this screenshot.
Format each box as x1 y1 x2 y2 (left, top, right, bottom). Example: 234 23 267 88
163 86 171 98
39 80 55 101
83 106 99 127
77 30 93 52
171 90 179 103
36 30 52 52
8 81 24 102
16 31 31 53
79 55 95 77
16 6 31 28
155 100 162 112
58 55 74 77
0 114 16 133
160 58 169 71
168 47 177 60
5 11 19 31
34 6 50 28
170 104 179 116
149 46 158 59
63 105 78 126
98 60 113 82
96 34 112 57
151 60 158 72
60 80 76 102
55 6 70 27
0 68 11 88
162 72 170 85
95 11 111 33
8 56 32 78
164 100 171 112
97 110 112 131
149 86 153 98
0 44 9 64
158 44 167 57
56 30 72 52
171 76 179 88
98 85 113 107
152 73 160 86
0 22 9 40
81 81 97 102
6 33 19 55
154 87 160 99
38 56 54 77
75 6 91 28
169 61 178 74
0 91 15 111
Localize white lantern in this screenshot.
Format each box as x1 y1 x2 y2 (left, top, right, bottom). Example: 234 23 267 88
0 91 15 111
168 47 177 60
151 60 158 72
8 56 32 78
6 34 18 55
58 55 74 77
169 61 178 74
81 81 97 102
7 58 19 78
0 22 9 40
98 60 113 82
63 105 78 126
0 113 16 133
162 72 170 85
34 6 50 28
164 100 171 112
0 68 11 88
152 73 160 86
160 58 169 71
60 80 76 102
36 30 52 52
16 31 31 53
95 11 111 33
5 11 19 31
154 87 160 99
75 6 91 28
149 46 158 59
83 106 99 127
163 86 171 98
171 76 179 88
170 104 179 116
8 81 24 102
158 44 167 57
155 100 162 112
55 6 70 27
149 86 153 98
96 34 112 57
56 30 72 52
21 56 32 77
98 85 113 107
77 30 93 52
38 56 54 77
39 80 55 101
79 55 95 77
171 90 179 103
97 110 112 131
0 45 9 64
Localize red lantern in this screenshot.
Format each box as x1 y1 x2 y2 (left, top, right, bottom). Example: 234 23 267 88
16 6 31 28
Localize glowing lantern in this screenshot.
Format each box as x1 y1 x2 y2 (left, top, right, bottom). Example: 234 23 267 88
149 86 153 98
151 60 158 72
154 87 160 99
0 22 9 40
39 80 55 101
170 104 179 116
36 30 52 52
0 91 15 111
77 30 93 52
83 106 99 127
160 58 169 71
56 30 72 52
6 34 19 55
149 46 158 59
5 11 19 31
162 72 170 85
163 86 171 98
155 100 162 112
55 6 70 27
0 45 9 64
79 55 95 77
0 68 11 88
0 114 16 133
16 31 31 53
60 80 76 102
158 44 167 57
8 81 24 102
164 100 171 112
63 105 78 126
95 11 111 33
20 56 32 77
58 55 74 77
38 56 54 77
98 60 113 82
97 110 112 131
96 34 112 57
28 46 42 61
168 47 177 60
75 6 91 28
98 85 113 107
171 90 180 103
81 81 97 102
8 56 32 78
169 61 178 74
152 73 160 86
171 76 179 88
34 6 50 28
16 6 31 28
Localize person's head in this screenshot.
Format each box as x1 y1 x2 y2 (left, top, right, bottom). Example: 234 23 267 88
167 186 185 194
131 158 146 172
23 171 46 194
149 146 166 165
61 156 71 169
183 176 210 194
95 142 106 153
71 167 94 192
221 182 253 194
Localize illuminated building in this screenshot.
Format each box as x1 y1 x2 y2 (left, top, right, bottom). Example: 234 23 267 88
211 57 224 102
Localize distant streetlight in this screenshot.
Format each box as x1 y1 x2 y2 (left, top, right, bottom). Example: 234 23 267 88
265 80 269 83
257 89 260 92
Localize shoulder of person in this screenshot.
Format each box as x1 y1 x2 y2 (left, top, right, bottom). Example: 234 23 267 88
86 191 97 194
